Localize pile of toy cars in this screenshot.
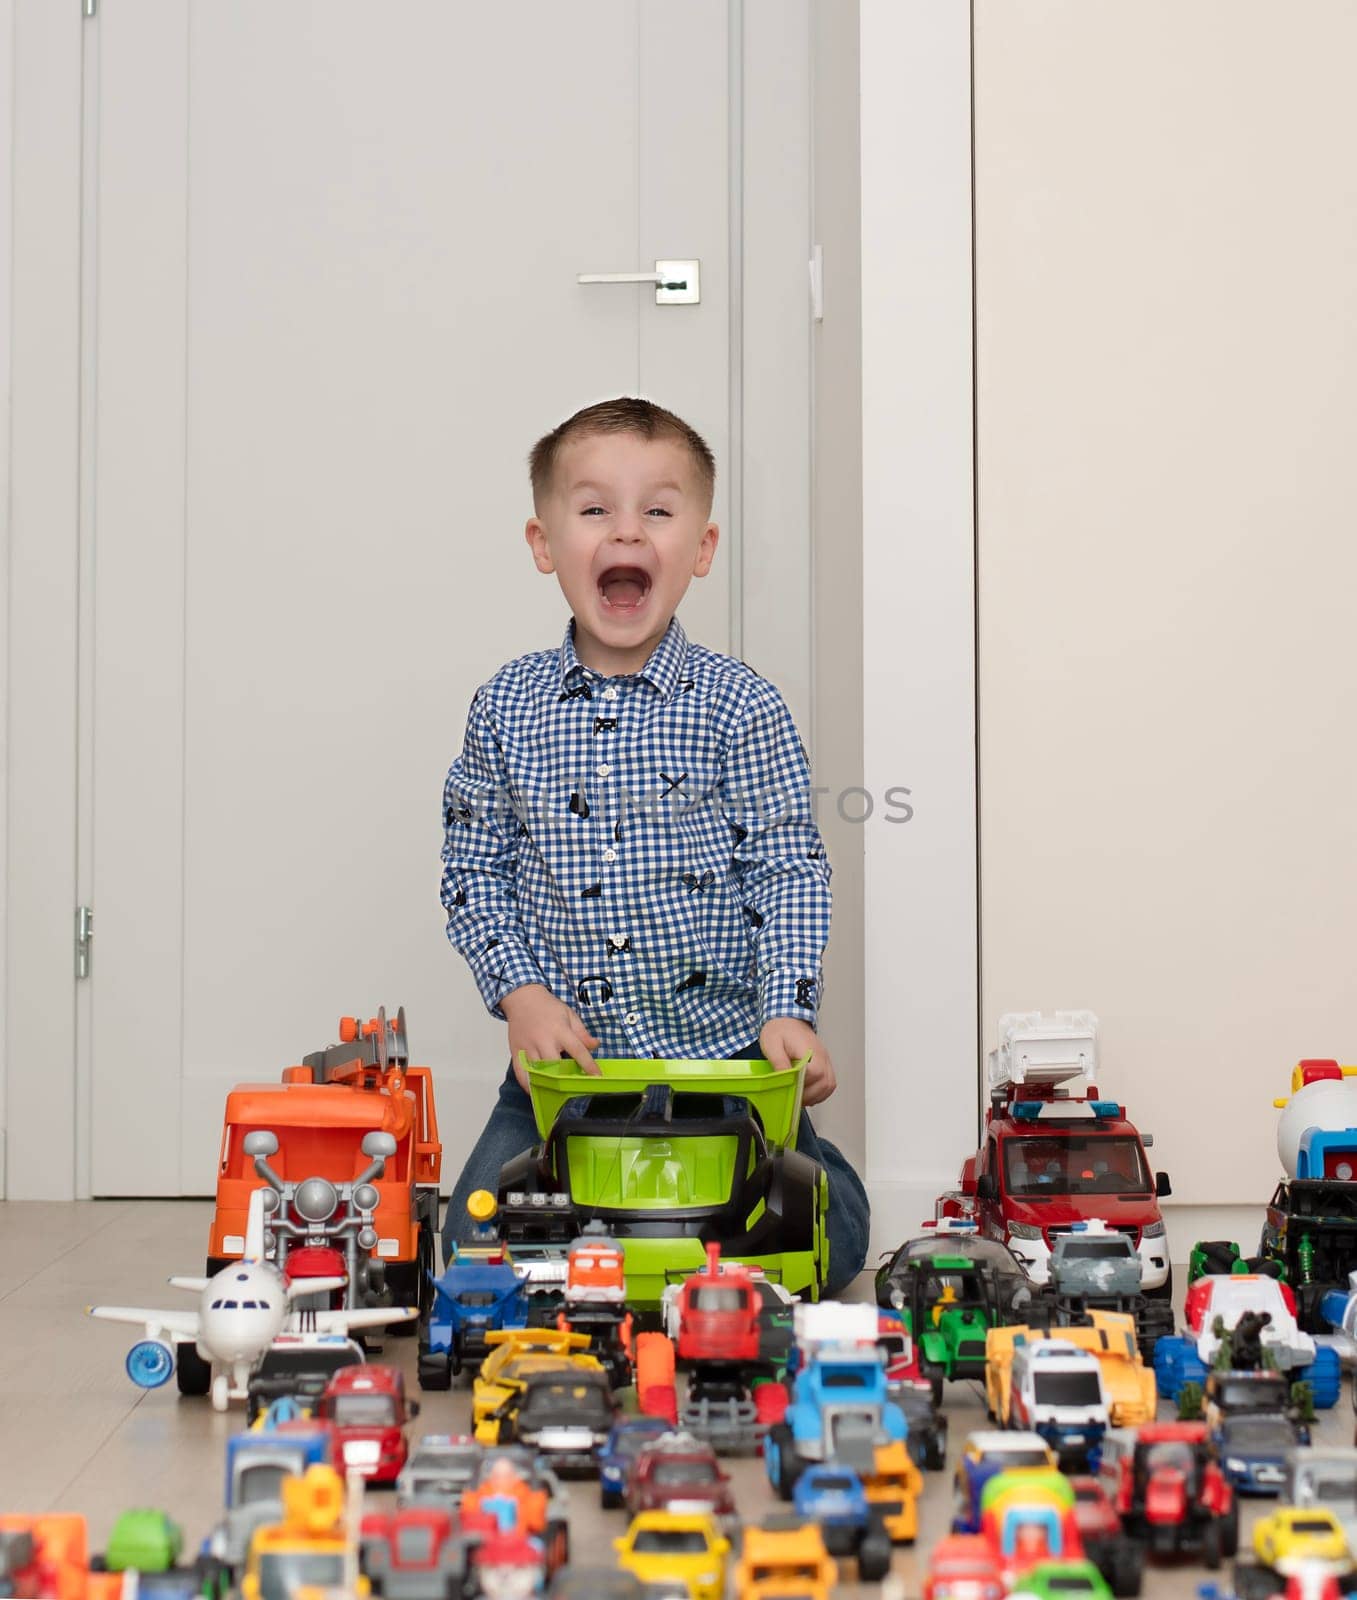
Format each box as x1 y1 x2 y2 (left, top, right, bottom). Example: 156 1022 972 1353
67 1010 1357 1599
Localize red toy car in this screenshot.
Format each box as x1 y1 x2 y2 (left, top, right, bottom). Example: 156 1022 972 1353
624 1431 736 1520
937 1012 1172 1295
315 1363 419 1483
1097 1422 1237 1567
924 1533 1004 1600
1068 1475 1145 1596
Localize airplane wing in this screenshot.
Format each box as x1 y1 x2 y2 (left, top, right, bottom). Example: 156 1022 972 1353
86 1305 201 1340
283 1276 348 1301
168 1276 210 1292
310 1305 419 1334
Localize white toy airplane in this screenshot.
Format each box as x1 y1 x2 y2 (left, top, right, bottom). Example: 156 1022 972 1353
87 1188 417 1411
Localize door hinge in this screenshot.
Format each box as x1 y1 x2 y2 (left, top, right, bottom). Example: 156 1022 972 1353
76 905 94 979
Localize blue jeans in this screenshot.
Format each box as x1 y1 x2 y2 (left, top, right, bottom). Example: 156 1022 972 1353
442 1046 871 1297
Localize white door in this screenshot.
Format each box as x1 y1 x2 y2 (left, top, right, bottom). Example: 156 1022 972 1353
84 2 788 1194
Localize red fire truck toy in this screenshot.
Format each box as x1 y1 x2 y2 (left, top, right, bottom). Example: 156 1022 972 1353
938 1012 1173 1296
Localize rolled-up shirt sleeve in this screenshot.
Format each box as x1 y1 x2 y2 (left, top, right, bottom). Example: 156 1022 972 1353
440 687 546 1020
719 676 833 1027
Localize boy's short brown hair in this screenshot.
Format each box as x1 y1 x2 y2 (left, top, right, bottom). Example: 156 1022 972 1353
529 397 716 512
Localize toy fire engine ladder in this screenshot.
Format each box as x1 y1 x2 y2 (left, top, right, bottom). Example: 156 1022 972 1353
303 1005 410 1086
988 1010 1100 1112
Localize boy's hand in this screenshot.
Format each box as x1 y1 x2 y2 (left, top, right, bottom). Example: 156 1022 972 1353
760 1017 837 1107
502 983 601 1090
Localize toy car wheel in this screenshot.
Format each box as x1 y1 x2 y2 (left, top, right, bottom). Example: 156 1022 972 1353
599 1483 623 1511
545 1519 569 1573
1299 1345 1342 1410
1201 1518 1222 1571
1219 1501 1239 1560
765 1421 802 1499
175 1341 211 1397
858 1531 892 1583
417 1352 452 1392
924 1422 948 1472
1111 1540 1144 1597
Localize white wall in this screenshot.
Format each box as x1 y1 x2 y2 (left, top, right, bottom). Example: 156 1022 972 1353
860 0 978 1248
974 0 1357 1208
0 0 14 1194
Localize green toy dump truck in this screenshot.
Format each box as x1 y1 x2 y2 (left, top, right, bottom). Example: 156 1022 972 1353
495 1055 829 1311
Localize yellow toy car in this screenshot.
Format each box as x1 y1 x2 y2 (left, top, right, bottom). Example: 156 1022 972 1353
472 1327 601 1444
240 1464 371 1600
613 1509 731 1600
1254 1506 1353 1572
863 1440 923 1543
732 1518 838 1599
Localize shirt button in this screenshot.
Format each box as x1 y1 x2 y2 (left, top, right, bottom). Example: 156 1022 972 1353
625 1012 639 1024
602 847 617 863
602 686 618 701
597 762 610 778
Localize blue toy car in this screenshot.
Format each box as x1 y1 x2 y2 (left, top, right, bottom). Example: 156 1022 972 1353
597 1416 671 1510
1212 1409 1310 1495
792 1464 893 1580
419 1253 529 1390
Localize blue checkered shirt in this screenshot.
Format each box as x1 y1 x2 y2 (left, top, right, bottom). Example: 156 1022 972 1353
440 615 832 1059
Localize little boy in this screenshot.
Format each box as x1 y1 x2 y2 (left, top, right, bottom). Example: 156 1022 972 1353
439 397 870 1294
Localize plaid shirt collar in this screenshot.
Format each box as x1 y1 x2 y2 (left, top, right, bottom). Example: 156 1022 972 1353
557 613 689 701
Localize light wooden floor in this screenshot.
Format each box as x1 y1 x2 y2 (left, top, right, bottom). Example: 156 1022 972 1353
1 1200 1347 1599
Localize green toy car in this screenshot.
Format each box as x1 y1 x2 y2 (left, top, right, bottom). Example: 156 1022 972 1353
103 1509 183 1572
496 1055 828 1310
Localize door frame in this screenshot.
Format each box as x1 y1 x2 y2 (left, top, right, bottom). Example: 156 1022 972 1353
2 0 846 1199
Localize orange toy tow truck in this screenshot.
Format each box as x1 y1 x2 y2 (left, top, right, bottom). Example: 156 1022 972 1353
206 1007 441 1334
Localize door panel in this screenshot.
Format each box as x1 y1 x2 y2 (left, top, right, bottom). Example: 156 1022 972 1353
90 1 733 1192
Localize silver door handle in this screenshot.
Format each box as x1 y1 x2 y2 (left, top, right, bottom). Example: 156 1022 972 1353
577 258 700 305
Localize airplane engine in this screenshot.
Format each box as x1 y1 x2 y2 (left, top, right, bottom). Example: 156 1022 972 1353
125 1338 175 1388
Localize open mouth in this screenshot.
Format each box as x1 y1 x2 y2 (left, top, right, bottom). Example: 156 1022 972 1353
597 565 652 616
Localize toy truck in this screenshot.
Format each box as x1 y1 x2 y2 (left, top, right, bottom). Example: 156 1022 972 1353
556 1224 634 1390
495 1056 828 1309
205 1008 441 1338
418 1244 529 1391
357 1507 468 1600
651 1242 787 1453
731 1517 839 1600
1097 1422 1237 1566
937 1012 1172 1295
977 1468 1088 1585
987 1313 1157 1431
1027 1221 1177 1362
1250 1060 1357 1332
763 1305 909 1498
1152 1273 1341 1409
983 1337 1109 1469
238 1463 369 1600
200 1423 334 1588
314 1363 418 1484
791 1467 893 1579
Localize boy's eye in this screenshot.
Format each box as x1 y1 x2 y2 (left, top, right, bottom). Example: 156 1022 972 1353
646 507 673 518
580 506 607 516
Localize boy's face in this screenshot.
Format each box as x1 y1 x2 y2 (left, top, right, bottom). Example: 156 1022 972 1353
525 431 718 676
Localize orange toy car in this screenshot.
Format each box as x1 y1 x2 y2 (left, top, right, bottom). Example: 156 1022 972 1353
0 1515 125 1600
206 1007 441 1323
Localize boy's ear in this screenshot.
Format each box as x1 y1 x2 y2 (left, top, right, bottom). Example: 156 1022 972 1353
525 516 555 573
693 521 719 577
